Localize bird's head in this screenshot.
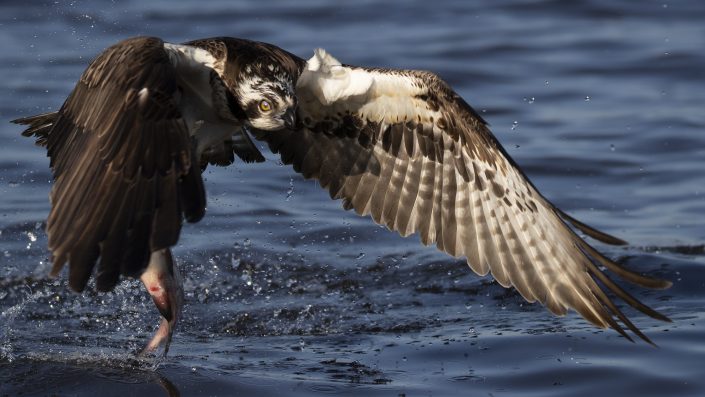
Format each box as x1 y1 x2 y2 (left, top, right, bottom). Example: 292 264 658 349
235 63 296 131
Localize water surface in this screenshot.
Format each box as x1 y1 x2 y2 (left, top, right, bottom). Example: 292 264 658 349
1 1 704 396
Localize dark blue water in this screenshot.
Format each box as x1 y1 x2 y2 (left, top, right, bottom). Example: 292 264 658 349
1 1 704 396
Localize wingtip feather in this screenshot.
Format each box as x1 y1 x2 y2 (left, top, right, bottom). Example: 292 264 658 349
557 209 628 246
578 240 673 290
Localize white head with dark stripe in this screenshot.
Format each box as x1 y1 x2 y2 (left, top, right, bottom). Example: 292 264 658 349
235 62 296 131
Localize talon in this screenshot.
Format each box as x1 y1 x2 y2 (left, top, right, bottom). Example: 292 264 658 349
139 249 183 357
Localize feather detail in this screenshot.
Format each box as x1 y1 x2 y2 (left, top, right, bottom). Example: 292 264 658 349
255 49 672 344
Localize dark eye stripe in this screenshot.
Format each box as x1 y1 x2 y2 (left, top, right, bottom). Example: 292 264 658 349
245 101 261 118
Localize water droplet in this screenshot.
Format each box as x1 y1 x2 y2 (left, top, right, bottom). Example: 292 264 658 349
231 255 241 270
355 253 366 260
610 144 616 152
511 121 519 131
285 177 294 201
584 96 591 102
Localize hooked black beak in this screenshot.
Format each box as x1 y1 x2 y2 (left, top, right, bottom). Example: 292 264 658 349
282 107 296 130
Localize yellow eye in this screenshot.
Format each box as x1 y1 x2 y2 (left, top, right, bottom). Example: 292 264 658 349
259 100 272 112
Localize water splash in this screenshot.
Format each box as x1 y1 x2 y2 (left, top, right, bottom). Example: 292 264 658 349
22 349 167 372
0 286 47 362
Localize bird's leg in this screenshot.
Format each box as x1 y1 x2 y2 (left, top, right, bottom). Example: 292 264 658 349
139 248 184 356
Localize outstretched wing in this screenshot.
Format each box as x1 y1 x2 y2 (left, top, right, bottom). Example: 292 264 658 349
14 36 206 292
255 49 671 343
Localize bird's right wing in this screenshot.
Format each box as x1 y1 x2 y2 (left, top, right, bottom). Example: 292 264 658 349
14 36 206 292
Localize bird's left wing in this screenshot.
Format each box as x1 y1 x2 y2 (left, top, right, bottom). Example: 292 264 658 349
254 49 671 343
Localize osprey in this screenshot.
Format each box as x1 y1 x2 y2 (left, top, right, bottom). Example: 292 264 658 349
13 36 671 355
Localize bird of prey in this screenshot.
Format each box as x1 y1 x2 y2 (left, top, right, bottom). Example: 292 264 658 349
13 36 671 355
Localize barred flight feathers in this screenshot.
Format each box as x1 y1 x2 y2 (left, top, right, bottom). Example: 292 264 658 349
254 48 671 344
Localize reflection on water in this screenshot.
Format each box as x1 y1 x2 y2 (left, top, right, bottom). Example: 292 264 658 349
1 355 182 397
1 0 704 396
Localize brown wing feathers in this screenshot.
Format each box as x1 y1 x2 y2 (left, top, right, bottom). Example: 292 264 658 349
19 37 205 292
13 111 59 147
